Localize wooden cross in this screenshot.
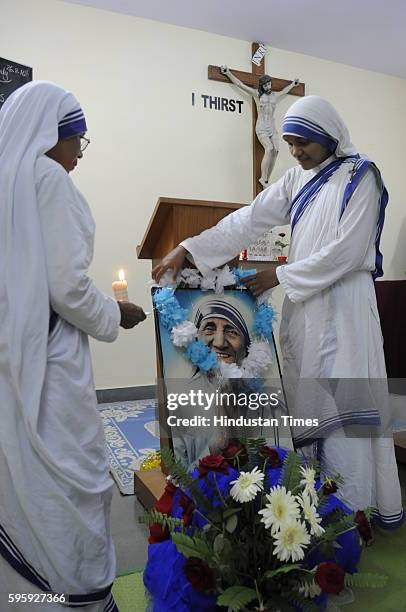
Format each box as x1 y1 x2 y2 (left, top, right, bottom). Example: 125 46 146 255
208 43 305 198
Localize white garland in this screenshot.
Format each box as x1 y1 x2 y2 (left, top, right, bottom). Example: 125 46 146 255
171 320 198 347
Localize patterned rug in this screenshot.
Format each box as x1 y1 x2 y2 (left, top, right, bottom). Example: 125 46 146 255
99 399 160 494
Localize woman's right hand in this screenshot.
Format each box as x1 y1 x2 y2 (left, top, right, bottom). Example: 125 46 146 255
152 245 187 282
118 302 147 329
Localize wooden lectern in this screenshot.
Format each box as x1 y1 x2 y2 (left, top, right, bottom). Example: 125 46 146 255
137 197 244 265
135 197 245 508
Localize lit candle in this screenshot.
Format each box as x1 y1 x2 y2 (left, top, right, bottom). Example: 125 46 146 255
112 269 129 301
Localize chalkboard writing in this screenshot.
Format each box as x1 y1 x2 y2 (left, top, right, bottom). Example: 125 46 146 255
0 58 33 109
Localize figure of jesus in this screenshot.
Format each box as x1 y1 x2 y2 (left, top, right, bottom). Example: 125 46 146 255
221 66 299 187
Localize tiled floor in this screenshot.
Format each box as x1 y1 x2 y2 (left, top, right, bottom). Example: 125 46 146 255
111 483 149 575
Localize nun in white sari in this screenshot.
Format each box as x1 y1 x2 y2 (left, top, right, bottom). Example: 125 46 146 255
0 82 144 610
153 96 403 528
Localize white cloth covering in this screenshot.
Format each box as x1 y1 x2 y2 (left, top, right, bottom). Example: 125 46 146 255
0 82 120 595
180 99 403 520
0 555 115 612
283 95 358 157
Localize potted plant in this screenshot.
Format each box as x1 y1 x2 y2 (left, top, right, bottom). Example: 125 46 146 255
274 233 289 263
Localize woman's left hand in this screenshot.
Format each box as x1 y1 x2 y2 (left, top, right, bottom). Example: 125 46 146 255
241 266 280 297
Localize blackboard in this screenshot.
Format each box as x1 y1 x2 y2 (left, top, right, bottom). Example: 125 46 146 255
0 58 33 110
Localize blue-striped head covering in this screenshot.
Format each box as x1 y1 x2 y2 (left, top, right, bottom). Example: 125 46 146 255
58 106 87 140
282 96 358 157
195 298 250 350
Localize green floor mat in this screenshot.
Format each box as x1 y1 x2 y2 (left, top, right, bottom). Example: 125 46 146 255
112 571 147 611
344 521 406 612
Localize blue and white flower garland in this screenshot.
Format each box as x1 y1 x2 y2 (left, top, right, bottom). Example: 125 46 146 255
152 266 276 380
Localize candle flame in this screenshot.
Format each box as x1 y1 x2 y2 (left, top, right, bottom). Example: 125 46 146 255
118 269 125 281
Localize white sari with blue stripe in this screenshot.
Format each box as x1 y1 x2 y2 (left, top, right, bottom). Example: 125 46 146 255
0 83 121 607
182 96 403 526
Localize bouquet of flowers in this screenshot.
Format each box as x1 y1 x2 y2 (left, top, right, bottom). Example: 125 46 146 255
143 442 386 611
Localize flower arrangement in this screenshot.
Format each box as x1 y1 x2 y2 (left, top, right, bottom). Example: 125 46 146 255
152 266 276 381
143 442 386 611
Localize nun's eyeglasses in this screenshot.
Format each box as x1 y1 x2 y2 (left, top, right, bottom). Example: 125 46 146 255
80 136 90 152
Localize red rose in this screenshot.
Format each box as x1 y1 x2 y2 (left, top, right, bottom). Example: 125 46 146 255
198 454 229 478
315 562 345 594
179 494 196 527
184 557 216 592
259 446 281 467
148 523 170 544
149 481 178 543
154 481 178 515
222 439 248 467
355 510 374 545
322 481 338 495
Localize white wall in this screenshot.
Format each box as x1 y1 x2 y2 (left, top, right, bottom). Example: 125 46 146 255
3 0 406 388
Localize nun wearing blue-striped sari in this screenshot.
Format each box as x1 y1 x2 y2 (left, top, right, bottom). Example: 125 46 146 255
0 81 145 610
153 95 404 530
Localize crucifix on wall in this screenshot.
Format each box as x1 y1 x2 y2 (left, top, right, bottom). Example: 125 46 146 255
208 43 305 198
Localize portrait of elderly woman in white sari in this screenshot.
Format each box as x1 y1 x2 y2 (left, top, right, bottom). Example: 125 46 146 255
154 288 284 469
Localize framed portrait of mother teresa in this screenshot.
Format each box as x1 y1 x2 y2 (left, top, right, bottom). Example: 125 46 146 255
152 287 293 469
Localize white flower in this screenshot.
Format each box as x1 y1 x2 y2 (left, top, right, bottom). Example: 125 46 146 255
156 269 180 287
298 493 325 536
171 321 198 347
229 467 264 503
214 265 236 293
300 465 316 488
241 342 273 377
219 361 243 379
178 268 202 288
273 520 311 562
200 272 216 291
306 483 319 507
259 486 300 534
256 288 274 306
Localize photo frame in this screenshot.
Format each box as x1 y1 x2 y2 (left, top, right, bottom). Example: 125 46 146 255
152 286 293 469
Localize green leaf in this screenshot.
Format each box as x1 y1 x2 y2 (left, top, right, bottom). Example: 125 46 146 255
160 447 211 511
223 507 242 519
140 510 185 533
264 564 310 579
208 509 223 523
318 540 336 558
322 514 356 542
193 538 212 558
217 586 258 611
225 513 238 534
285 593 319 612
281 451 303 492
246 437 267 470
171 533 209 560
345 572 388 588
